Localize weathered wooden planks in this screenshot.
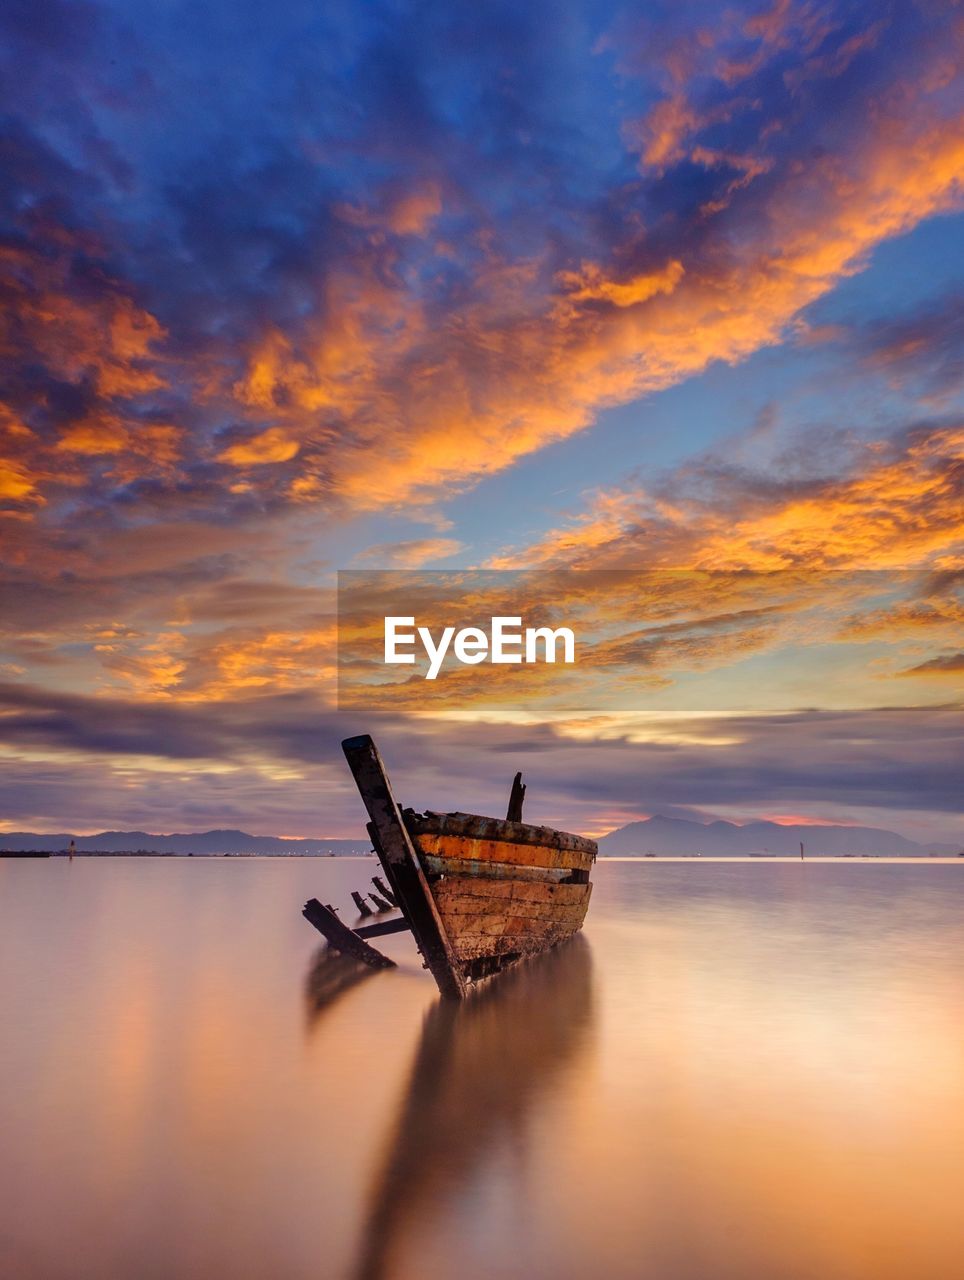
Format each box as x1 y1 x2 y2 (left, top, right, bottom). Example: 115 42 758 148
449 921 585 962
406 809 597 857
434 876 590 906
434 877 592 963
422 853 574 883
438 895 589 923
417 831 594 873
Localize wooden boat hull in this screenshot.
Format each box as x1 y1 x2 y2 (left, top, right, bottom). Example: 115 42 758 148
405 812 593 981
335 736 596 997
434 877 592 970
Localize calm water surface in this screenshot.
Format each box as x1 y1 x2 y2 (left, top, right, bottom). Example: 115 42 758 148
1 858 961 1280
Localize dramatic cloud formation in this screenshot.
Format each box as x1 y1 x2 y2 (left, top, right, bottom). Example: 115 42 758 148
0 678 960 842
0 0 961 837
492 422 964 570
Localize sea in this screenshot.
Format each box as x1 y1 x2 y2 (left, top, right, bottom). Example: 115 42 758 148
1 856 961 1280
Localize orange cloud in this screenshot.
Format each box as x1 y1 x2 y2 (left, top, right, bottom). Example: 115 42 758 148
101 632 188 696
335 181 443 237
6 24 961 525
191 626 338 699
898 652 964 679
91 614 340 703
387 183 443 236
631 93 701 169
696 428 964 571
0 217 174 513
55 416 181 466
0 415 181 517
222 74 964 513
0 235 165 398
492 425 964 572
559 258 685 307
0 458 39 503
219 426 300 466
355 537 465 568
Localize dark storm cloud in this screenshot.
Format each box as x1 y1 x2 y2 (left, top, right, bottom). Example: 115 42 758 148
1 681 960 821
0 680 350 763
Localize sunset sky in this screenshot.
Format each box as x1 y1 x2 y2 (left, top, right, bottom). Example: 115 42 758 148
1 0 961 842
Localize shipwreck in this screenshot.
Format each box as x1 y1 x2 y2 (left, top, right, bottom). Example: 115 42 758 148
303 735 596 998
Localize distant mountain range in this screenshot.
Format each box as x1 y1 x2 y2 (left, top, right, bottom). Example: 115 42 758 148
0 829 370 855
597 815 957 857
1 818 957 857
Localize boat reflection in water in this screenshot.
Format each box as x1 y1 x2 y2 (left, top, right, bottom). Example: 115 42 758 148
354 936 594 1280
303 945 382 1027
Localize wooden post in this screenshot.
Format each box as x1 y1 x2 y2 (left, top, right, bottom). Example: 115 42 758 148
370 893 394 912
342 735 467 999
506 771 526 823
351 890 374 917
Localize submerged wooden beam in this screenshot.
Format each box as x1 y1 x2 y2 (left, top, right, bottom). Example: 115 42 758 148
302 898 396 969
371 875 397 906
343 735 468 999
355 916 412 939
351 890 374 917
369 892 394 912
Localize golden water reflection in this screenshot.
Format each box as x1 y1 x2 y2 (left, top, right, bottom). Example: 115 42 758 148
352 937 594 1280
0 857 961 1279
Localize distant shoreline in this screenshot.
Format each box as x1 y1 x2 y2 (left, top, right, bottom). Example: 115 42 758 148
0 849 373 858
3 851 960 862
